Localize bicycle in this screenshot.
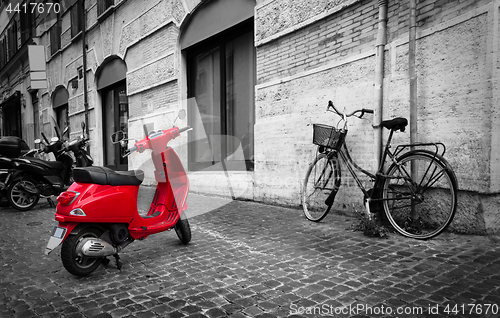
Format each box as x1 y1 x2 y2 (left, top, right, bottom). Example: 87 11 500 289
301 101 458 239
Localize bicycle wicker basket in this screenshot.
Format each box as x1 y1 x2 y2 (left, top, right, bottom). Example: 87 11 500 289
312 124 346 151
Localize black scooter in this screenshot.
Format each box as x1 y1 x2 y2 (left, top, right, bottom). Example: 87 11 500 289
5 123 93 211
0 137 38 207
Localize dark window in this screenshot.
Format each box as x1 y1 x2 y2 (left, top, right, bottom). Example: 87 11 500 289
70 0 83 38
50 21 61 55
55 104 69 136
9 22 17 57
0 37 5 68
20 10 34 44
32 91 40 139
97 0 113 16
187 20 255 171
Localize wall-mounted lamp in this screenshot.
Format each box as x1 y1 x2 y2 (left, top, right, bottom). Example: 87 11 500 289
71 79 78 89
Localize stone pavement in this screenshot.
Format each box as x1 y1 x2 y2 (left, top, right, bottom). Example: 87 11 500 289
0 193 499 318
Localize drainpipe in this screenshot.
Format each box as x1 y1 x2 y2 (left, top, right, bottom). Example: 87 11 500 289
409 0 418 218
409 0 417 146
374 0 388 171
82 0 90 139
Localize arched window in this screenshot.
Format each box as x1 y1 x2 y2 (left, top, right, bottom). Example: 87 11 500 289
182 0 256 171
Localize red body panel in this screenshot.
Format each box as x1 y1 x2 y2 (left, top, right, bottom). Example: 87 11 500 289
56 182 138 223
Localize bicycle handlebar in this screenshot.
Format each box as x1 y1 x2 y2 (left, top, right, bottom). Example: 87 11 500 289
327 100 373 118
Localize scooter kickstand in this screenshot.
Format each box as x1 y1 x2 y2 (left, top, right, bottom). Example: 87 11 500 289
113 254 122 270
47 197 56 208
101 257 110 266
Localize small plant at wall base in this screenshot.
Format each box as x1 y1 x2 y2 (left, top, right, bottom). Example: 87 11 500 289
347 198 390 238
349 213 390 238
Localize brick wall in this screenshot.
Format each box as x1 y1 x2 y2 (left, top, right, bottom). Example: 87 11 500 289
128 81 179 119
256 0 378 84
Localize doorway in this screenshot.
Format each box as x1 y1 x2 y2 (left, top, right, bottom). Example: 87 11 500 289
102 82 128 171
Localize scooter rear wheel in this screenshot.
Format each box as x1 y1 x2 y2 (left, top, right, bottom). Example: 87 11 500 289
61 227 103 276
7 178 40 211
174 215 191 245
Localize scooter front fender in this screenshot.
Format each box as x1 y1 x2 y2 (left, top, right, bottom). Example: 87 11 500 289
44 222 79 255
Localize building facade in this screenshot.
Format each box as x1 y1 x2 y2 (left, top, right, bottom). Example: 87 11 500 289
1 0 499 234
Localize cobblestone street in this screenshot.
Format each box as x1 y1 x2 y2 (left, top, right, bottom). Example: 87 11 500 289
0 194 499 318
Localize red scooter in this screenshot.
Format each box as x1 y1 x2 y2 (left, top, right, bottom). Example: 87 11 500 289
45 114 192 276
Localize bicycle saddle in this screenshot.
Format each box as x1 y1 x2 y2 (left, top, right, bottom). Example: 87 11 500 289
381 117 408 132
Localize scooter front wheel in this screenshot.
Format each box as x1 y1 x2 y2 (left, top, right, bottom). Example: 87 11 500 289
61 227 103 276
7 178 40 211
174 215 191 245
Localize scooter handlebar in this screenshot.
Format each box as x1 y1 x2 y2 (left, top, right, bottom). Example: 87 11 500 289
123 145 138 157
178 126 192 134
122 127 192 157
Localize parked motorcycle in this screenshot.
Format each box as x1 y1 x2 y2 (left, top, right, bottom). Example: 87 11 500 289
5 123 93 211
44 110 192 276
0 137 38 207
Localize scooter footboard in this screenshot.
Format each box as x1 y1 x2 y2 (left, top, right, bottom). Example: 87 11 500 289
129 204 180 239
44 222 78 255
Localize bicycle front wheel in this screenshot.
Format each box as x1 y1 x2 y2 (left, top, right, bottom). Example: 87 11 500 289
302 152 341 222
382 151 458 239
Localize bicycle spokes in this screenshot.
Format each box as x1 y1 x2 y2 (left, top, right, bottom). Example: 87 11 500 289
383 153 456 239
302 154 341 222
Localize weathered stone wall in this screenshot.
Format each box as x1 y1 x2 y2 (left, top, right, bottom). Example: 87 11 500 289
41 0 188 165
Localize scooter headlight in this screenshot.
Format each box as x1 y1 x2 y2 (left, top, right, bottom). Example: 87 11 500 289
69 208 86 216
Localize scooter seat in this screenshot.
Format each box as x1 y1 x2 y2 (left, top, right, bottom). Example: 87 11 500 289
13 157 64 170
73 166 144 186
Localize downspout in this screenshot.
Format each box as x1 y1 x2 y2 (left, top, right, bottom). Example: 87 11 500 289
409 0 418 218
82 0 90 139
409 0 417 146
374 0 388 170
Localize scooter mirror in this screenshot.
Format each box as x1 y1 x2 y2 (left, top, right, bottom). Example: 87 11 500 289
111 131 125 144
178 109 186 120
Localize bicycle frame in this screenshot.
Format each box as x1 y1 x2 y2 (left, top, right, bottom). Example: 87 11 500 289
330 128 446 207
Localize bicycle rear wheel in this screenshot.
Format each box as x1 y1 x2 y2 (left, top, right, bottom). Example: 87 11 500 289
382 151 458 239
302 152 341 222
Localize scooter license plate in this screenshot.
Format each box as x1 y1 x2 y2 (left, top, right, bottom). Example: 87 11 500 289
44 226 67 255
